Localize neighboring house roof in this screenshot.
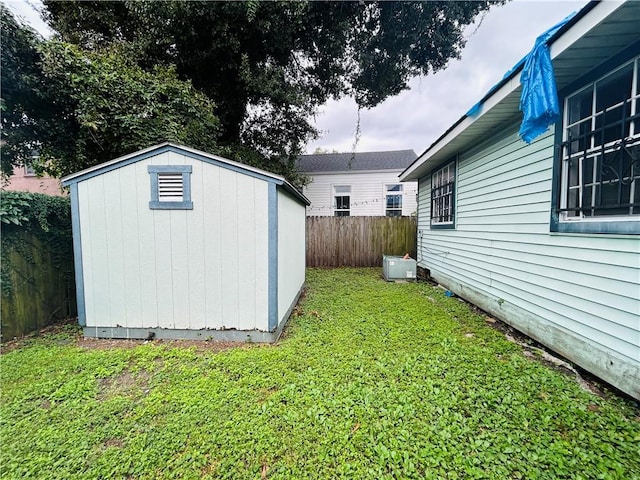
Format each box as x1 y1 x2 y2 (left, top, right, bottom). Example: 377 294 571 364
400 0 640 181
298 150 417 173
61 142 310 205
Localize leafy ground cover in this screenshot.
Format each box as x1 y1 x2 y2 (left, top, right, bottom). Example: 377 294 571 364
1 268 638 479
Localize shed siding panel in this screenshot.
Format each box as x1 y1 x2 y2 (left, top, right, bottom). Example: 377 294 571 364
417 127 640 370
202 164 223 328
278 190 306 323
83 176 111 325
303 171 417 216
219 169 240 329
118 167 143 328
103 171 127 325
78 150 270 332
253 184 270 329
185 159 206 330
169 209 190 329
134 159 159 328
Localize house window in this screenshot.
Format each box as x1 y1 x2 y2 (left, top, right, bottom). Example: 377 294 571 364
334 185 351 216
556 55 639 233
24 151 39 176
386 184 403 217
148 165 193 210
431 159 456 228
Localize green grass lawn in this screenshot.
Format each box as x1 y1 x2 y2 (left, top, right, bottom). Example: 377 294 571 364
1 268 638 479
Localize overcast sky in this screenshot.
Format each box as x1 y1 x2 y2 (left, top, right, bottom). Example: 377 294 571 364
7 0 589 156
306 0 589 155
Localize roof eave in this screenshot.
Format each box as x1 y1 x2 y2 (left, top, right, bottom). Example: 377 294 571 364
399 0 622 183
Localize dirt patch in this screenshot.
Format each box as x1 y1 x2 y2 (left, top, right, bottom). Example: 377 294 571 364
80 337 269 353
97 369 151 402
104 438 125 448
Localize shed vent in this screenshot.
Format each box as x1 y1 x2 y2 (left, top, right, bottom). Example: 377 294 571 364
158 172 184 201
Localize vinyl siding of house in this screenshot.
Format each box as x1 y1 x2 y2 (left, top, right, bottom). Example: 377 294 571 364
76 150 271 333
417 126 640 398
303 171 418 217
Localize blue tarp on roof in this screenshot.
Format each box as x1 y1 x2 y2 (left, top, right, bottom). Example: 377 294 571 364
518 12 577 143
466 12 577 143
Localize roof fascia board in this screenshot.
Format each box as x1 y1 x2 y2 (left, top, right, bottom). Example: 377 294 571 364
61 143 286 186
61 142 309 206
400 0 621 182
547 1 623 60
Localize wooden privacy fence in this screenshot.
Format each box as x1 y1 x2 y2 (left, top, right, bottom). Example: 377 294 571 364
1 231 76 341
306 216 417 267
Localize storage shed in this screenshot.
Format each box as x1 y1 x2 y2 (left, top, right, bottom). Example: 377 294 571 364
62 143 309 342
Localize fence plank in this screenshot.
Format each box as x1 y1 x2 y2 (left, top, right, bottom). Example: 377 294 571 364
1 231 76 341
306 216 417 267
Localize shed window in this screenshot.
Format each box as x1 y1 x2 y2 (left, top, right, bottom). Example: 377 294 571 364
334 185 351 216
431 159 456 228
559 56 639 222
148 165 193 210
386 184 403 217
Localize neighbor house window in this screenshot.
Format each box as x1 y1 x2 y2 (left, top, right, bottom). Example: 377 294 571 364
24 151 38 176
386 184 403 217
334 185 351 216
431 159 456 228
148 165 193 210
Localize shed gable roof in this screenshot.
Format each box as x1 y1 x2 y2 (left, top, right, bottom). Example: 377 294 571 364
61 142 309 205
298 150 417 173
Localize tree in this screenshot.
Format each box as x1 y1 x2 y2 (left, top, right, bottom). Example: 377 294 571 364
0 4 51 175
1 6 221 179
42 1 503 174
36 42 221 178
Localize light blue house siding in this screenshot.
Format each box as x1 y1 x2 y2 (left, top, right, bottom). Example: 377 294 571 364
406 1 640 399
416 128 639 399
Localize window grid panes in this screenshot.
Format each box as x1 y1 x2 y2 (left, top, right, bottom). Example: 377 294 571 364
386 184 403 217
334 185 351 216
431 161 455 225
560 56 640 219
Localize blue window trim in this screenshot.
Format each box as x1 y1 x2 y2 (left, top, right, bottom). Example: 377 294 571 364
550 41 640 235
148 165 193 210
430 157 457 230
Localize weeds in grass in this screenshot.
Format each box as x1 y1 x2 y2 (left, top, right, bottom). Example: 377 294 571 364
1 268 638 479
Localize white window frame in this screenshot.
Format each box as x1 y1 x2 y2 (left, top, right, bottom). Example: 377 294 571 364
333 185 351 217
430 159 456 228
559 56 640 223
385 184 403 217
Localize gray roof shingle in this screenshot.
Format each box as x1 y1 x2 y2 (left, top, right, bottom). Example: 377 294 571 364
298 150 417 173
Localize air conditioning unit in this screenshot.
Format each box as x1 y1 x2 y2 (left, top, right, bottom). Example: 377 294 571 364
382 255 416 281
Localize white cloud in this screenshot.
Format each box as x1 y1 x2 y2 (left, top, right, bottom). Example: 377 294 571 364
306 0 589 155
